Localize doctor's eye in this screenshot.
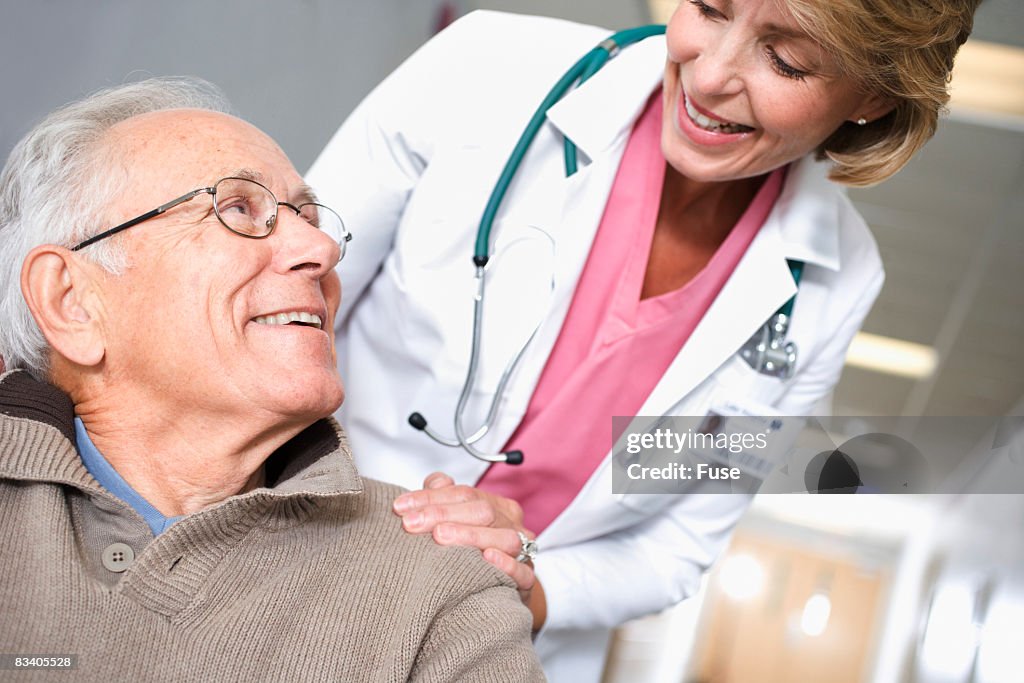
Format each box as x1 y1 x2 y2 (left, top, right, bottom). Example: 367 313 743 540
765 46 809 80
688 0 724 20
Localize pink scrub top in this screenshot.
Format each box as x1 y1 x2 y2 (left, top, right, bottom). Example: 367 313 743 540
476 92 785 534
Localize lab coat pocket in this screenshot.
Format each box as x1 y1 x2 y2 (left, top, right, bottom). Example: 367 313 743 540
711 354 791 406
393 152 488 264
377 147 496 379
616 491 682 518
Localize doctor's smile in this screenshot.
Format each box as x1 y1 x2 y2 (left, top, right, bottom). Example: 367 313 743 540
680 92 754 137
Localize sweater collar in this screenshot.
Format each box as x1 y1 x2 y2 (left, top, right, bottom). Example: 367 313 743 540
0 369 363 499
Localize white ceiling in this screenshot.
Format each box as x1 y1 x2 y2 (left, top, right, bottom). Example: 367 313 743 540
836 114 1024 417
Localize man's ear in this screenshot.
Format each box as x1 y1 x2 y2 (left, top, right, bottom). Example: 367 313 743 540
21 246 106 367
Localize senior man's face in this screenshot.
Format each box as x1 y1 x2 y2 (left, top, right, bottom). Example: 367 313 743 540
96 110 344 426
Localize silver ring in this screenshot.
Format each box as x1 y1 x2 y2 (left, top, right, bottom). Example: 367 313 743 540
516 531 539 563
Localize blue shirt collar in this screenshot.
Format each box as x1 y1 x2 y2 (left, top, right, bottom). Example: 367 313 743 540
74 417 181 536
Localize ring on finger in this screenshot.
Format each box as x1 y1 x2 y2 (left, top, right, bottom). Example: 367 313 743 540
515 530 539 564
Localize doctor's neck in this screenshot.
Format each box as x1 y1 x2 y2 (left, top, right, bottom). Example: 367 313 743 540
659 164 766 245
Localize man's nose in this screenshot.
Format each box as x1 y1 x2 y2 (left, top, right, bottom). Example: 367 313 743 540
272 208 342 278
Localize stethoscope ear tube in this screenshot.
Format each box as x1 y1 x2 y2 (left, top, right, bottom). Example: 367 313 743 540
408 266 526 465
408 412 524 464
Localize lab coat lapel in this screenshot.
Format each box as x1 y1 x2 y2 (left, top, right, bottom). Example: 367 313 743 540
481 38 668 449
540 33 667 311
545 36 666 165
635 157 843 417
535 33 667 348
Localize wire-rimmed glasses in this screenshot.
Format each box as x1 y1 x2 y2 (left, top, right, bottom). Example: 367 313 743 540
70 176 351 257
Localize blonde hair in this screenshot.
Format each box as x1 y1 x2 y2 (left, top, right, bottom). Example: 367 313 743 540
785 0 982 186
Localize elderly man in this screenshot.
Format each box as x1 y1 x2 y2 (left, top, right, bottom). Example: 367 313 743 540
0 78 543 681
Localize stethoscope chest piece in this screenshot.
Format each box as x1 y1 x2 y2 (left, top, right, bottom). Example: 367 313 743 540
739 312 798 379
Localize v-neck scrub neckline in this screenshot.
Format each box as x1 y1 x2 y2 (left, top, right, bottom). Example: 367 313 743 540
476 90 786 535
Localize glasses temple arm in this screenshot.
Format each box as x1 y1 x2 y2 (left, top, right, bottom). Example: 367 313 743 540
70 188 212 252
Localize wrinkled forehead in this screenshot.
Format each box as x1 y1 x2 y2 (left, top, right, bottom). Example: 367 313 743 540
103 109 299 202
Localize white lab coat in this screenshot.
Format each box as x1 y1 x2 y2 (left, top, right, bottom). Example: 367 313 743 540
307 11 884 682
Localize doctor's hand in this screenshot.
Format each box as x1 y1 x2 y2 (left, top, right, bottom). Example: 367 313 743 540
393 472 546 631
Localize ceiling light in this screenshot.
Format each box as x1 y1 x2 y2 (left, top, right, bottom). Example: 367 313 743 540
844 332 939 380
949 40 1024 121
800 592 832 637
918 582 982 681
718 553 765 601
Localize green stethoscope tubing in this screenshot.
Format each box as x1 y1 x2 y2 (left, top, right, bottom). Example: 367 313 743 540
781 260 802 318
473 24 668 265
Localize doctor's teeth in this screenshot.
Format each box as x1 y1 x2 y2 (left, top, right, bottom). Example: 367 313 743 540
684 96 752 134
253 312 323 329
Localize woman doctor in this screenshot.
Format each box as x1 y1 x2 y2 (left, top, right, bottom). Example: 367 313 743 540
307 1 980 680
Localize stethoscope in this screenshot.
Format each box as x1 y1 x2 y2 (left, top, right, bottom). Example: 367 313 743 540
408 25 802 465
739 260 803 380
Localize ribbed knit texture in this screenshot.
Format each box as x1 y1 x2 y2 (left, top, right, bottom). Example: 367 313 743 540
0 371 544 682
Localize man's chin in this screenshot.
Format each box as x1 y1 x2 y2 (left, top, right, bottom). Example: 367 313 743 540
297 381 345 422
256 373 345 424
322 384 346 418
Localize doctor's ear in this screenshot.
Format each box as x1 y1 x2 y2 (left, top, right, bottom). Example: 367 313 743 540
850 92 897 126
21 245 106 368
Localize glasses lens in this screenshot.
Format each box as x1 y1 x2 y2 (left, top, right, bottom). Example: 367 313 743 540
298 203 350 258
213 178 277 237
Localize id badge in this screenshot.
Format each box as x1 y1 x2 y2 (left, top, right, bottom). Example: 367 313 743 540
694 399 804 480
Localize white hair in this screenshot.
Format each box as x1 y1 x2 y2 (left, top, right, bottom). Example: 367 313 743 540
0 76 232 378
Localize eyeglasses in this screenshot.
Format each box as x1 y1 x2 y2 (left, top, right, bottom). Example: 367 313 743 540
70 176 352 258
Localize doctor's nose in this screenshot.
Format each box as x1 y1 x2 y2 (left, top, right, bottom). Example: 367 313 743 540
690 39 746 98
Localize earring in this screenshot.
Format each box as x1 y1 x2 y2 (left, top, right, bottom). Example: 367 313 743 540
857 117 867 126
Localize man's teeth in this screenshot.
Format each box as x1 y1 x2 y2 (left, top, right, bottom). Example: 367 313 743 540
253 311 323 329
684 95 752 134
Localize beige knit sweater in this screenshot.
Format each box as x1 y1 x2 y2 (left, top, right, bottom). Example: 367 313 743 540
0 371 545 682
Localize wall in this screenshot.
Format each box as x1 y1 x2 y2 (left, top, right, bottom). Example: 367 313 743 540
0 0 649 172
0 0 451 171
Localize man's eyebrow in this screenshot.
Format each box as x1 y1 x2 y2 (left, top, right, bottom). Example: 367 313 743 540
231 168 268 185
229 169 319 204
293 183 319 206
